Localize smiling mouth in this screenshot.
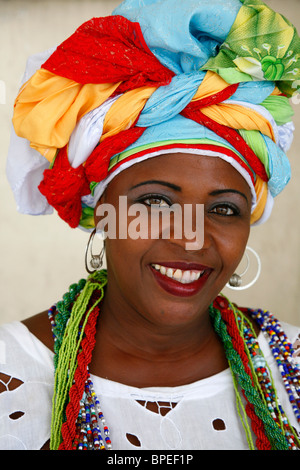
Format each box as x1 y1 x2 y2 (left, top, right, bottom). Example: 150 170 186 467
149 262 212 297
151 263 206 284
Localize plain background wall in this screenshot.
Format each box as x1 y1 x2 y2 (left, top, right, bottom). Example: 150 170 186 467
0 0 299 326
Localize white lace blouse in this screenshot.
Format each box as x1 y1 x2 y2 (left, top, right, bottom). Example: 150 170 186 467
0 320 300 450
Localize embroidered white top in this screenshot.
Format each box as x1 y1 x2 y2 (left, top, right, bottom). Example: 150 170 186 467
0 320 300 450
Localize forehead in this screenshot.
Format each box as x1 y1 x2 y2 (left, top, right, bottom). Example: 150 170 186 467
106 152 252 196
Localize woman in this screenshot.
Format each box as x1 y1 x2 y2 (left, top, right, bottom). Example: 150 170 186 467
1 0 300 451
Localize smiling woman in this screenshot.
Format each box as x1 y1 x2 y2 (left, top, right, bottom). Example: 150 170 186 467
98 153 251 321
1 0 300 452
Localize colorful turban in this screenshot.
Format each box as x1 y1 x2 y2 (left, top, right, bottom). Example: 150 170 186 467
7 0 300 230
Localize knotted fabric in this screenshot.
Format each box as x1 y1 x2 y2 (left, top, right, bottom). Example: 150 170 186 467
8 0 300 229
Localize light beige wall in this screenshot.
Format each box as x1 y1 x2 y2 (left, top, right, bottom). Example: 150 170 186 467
0 0 299 325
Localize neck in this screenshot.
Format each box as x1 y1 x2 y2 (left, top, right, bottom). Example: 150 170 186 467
89 284 228 387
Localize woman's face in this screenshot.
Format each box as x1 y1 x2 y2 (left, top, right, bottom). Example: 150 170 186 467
95 153 252 329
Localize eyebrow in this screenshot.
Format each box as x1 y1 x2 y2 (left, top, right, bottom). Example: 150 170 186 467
130 182 249 204
130 180 182 192
209 189 249 204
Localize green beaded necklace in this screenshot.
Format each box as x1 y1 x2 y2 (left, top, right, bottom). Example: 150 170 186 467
48 270 300 450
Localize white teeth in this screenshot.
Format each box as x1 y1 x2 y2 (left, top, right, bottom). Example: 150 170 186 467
151 264 204 284
160 266 167 275
173 269 183 281
166 268 174 278
182 270 192 283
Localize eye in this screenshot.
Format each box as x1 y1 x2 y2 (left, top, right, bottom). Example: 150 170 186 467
137 194 171 208
209 203 239 217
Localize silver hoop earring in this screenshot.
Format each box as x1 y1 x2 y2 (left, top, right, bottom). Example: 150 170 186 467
226 246 261 291
85 229 105 274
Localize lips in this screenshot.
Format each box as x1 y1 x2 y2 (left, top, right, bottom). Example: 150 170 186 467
149 261 212 297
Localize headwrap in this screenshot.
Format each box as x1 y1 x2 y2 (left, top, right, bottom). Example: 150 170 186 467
7 0 299 230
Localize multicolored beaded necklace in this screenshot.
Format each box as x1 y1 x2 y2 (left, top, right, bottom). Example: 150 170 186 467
48 270 300 450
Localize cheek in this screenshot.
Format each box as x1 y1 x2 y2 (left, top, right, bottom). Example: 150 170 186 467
213 224 250 276
105 237 159 315
105 239 139 305
225 241 247 274
105 237 151 282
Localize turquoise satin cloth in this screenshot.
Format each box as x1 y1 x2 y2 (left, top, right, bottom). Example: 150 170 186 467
113 0 242 74
111 0 292 199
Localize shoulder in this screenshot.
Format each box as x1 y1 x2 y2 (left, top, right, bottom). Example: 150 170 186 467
238 305 300 351
243 306 300 360
280 320 300 339
0 312 54 371
280 321 300 359
0 314 54 450
22 310 54 352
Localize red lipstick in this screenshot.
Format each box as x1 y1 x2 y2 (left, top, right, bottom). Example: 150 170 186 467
149 262 212 297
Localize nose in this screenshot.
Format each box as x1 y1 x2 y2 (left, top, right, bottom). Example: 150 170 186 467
164 203 209 252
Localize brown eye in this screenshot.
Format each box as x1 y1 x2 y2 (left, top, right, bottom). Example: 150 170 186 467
210 204 239 216
140 195 171 208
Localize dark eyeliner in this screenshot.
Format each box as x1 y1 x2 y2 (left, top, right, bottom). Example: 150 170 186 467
209 202 241 216
135 193 172 207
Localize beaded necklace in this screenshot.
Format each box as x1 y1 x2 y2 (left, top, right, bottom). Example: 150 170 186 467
48 270 300 450
72 372 112 450
210 298 300 450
